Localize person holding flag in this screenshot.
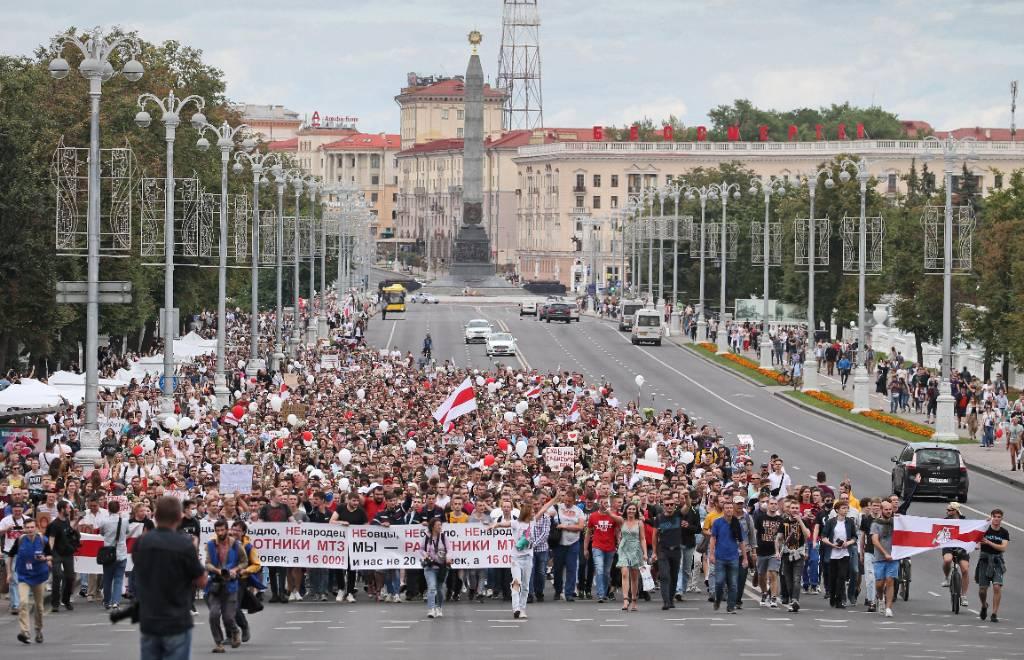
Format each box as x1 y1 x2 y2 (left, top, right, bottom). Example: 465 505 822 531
432 378 477 431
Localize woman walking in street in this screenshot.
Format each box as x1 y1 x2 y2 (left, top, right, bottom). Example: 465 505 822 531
421 518 449 619
492 499 539 619
612 502 646 612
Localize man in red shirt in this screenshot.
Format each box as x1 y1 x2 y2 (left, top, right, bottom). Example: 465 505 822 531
584 499 619 603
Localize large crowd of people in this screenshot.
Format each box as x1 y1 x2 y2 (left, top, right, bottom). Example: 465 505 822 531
0 288 1011 654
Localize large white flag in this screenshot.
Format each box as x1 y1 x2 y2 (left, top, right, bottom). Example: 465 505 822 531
891 514 988 560
432 378 477 429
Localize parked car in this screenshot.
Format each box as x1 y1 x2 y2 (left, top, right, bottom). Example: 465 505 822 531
519 300 538 316
545 303 574 323
891 442 969 503
485 332 516 357
464 319 493 344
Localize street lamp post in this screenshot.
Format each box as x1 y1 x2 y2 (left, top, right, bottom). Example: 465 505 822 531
834 158 872 412
748 176 786 370
287 171 304 358
49 28 144 466
271 164 290 373
794 167 832 393
668 183 684 332
682 185 712 343
923 136 976 440
305 178 321 345
135 90 207 413
709 182 741 354
195 120 252 402
232 150 280 376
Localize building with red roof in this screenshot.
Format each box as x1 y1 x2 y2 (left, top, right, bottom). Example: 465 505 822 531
395 73 506 149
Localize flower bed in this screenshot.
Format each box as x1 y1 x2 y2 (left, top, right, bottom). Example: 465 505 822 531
804 389 932 438
694 342 788 385
806 389 854 410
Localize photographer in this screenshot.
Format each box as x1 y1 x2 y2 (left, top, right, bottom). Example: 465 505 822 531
132 496 206 660
204 519 248 653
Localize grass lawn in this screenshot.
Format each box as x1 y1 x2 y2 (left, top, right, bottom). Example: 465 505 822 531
682 344 782 387
782 390 974 445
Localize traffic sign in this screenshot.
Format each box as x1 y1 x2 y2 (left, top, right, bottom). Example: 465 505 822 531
56 281 132 304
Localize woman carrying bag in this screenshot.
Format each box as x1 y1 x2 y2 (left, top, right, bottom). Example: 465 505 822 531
421 518 450 619
492 499 540 620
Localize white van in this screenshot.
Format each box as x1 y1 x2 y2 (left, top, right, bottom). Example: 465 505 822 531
618 299 646 331
631 309 664 346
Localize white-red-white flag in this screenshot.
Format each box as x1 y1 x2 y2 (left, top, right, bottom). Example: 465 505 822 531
636 459 665 481
524 384 542 399
433 378 478 428
565 394 580 423
891 514 988 560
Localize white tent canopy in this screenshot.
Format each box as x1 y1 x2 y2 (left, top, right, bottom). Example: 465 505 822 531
0 378 65 413
46 371 129 406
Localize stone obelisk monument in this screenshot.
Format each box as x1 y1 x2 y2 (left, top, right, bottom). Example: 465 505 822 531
448 30 497 282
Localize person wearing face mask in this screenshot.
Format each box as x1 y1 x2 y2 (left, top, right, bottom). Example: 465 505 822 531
177 500 202 615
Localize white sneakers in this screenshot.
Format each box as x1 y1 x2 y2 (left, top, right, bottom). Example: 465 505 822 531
960 597 969 607
289 591 301 602
940 579 950 588
885 608 894 618
336 592 346 603
428 608 435 619
346 593 356 603
427 607 444 618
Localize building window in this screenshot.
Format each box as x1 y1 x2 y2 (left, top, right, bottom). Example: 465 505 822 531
575 195 584 208
371 175 380 185
611 175 619 188
628 174 641 193
457 109 464 120
370 154 381 168
441 109 449 120
611 195 619 208
575 173 585 189
393 193 398 202
371 192 379 203
457 127 464 138
887 173 897 193
995 174 1004 189
593 195 601 209
593 174 601 187
350 156 356 167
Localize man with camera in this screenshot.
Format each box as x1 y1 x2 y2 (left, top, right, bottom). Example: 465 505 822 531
132 496 207 660
6 517 50 644
204 518 248 653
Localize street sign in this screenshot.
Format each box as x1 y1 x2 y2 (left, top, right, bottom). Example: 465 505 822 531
158 375 180 391
55 281 133 304
159 307 179 340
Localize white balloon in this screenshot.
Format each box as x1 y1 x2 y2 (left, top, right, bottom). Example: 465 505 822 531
234 390 242 399
334 377 342 387
487 382 498 394
356 388 366 400
635 375 645 388
307 374 315 384
287 414 299 427
379 420 390 433
141 438 156 452
503 411 516 423
339 448 352 465
516 382 524 390
270 395 284 412
680 451 695 465
553 376 560 385
248 402 258 413
339 477 351 492
515 439 527 458
475 375 485 387
473 369 479 375
162 415 178 431
515 401 529 415
404 439 416 452
237 360 245 370
178 416 193 431
644 447 658 462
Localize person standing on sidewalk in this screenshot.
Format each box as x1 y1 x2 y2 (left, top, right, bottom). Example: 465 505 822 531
6 518 49 644
46 501 79 613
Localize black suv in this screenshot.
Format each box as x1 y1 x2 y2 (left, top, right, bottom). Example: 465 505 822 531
545 303 573 323
891 442 969 503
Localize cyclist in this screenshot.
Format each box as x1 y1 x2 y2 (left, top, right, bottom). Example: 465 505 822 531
422 334 433 360
940 501 970 608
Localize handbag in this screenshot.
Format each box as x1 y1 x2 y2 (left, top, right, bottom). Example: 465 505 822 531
548 508 563 546
240 588 264 614
639 564 655 592
96 516 122 566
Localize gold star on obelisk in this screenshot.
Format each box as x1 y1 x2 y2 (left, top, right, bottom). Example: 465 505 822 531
468 30 482 54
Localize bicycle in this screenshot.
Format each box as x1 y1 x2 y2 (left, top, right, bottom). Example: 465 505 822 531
949 562 961 614
897 558 911 602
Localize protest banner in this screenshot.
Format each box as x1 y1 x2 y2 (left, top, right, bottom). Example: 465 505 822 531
280 401 308 420
219 463 254 494
196 520 350 568
347 524 423 569
74 532 136 574
442 523 515 568
283 373 300 389
320 354 340 370
0 424 48 455
543 446 575 471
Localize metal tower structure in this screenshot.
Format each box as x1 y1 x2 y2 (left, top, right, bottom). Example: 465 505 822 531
497 0 544 130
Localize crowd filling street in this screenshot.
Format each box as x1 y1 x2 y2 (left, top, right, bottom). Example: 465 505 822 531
0 290 1013 656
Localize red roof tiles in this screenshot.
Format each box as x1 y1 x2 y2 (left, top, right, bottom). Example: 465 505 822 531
321 133 401 151
399 78 505 100
266 137 298 152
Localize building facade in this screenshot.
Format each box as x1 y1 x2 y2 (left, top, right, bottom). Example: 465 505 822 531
512 138 1024 289
395 73 505 149
234 104 303 142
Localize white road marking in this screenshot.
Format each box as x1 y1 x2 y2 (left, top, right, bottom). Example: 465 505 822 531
385 320 397 348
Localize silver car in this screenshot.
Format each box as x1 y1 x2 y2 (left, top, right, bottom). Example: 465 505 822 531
485 332 516 356
464 319 493 344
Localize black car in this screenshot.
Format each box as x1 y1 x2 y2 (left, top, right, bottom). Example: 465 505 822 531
891 442 969 503
545 303 573 323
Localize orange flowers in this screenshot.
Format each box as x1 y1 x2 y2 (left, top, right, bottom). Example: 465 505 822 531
806 390 854 410
805 390 932 437
696 343 788 384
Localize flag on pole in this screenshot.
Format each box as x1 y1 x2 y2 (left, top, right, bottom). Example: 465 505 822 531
432 378 478 428
566 394 580 423
636 459 666 481
891 514 989 560
524 384 542 399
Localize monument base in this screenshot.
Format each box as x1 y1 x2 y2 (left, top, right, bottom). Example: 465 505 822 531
441 223 502 286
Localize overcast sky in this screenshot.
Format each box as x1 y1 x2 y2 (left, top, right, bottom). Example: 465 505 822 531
6 1 1023 133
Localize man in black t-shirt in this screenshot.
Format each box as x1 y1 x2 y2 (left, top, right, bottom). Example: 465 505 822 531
651 493 683 610
329 493 368 602
133 497 206 659
753 498 783 608
978 508 1010 623
176 501 202 614
45 502 78 612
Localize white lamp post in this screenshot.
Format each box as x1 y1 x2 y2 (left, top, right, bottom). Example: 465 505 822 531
49 28 143 467
748 176 786 369
792 166 832 393
711 182 742 355
834 158 872 412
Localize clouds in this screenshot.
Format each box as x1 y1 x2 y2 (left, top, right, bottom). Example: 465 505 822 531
3 0 1021 133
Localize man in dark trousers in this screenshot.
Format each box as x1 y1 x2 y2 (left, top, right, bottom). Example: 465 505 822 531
46 501 78 612
132 496 207 660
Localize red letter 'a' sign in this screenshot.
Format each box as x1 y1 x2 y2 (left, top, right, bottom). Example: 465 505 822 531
593 125 604 140
697 126 707 142
629 125 639 141
838 123 847 140
856 123 865 139
815 124 823 140
311 111 321 128
788 125 798 141
759 125 768 142
727 125 740 141
663 125 674 141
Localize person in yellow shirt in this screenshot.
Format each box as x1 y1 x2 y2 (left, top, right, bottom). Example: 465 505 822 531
701 497 724 600
445 494 469 600
230 521 263 644
839 481 860 511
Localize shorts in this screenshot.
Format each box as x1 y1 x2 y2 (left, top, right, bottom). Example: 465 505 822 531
874 559 899 580
975 557 1005 588
756 555 780 574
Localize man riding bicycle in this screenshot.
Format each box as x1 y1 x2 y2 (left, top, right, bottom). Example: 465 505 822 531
940 501 970 608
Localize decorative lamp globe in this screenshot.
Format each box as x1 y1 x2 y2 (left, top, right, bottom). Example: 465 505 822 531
48 57 70 79
122 59 144 82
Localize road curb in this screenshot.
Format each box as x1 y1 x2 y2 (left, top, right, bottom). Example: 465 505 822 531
672 342 775 389
773 390 1024 493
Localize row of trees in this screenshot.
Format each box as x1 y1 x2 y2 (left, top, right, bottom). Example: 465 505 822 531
0 30 326 374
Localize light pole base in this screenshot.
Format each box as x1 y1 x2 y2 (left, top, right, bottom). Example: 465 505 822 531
670 311 679 338
213 374 230 409
245 358 265 379
801 357 819 392
306 320 318 346
270 350 284 374
716 323 730 355
932 390 959 441
74 429 102 473
318 316 329 340
696 320 707 345
159 395 175 415
851 366 871 412
289 332 301 358
759 336 773 370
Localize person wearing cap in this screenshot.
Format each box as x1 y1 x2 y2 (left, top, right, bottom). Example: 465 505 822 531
940 501 971 608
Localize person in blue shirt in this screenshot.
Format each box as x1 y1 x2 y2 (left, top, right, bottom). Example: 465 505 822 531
709 500 748 613
204 519 248 653
6 518 50 644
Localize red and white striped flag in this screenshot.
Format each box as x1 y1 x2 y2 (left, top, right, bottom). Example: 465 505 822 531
566 394 580 423
524 384 542 399
433 378 477 428
636 459 666 481
222 412 240 427
892 514 988 560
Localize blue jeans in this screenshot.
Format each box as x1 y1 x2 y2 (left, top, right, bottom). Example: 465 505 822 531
591 548 614 599
423 567 444 610
676 546 695 594
383 569 400 596
8 569 17 609
308 568 330 596
103 559 127 607
530 550 548 597
552 541 579 598
803 543 820 588
140 629 192 660
713 558 740 609
846 547 860 603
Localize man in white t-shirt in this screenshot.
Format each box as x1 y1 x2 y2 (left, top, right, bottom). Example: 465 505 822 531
767 458 791 499
77 496 108 601
549 487 585 602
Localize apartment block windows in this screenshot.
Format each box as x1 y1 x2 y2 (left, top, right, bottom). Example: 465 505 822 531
593 174 601 187
610 175 619 188
593 195 601 209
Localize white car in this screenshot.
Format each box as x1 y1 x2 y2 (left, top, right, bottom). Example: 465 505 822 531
519 300 538 316
422 294 439 304
464 319 493 344
485 332 516 357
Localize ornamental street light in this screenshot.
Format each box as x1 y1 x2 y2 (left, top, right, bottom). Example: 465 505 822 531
748 175 786 369
833 157 872 412
792 166 832 393
271 163 290 373
287 170 305 357
304 177 321 345
922 135 977 441
709 182 742 354
682 184 718 344
196 120 252 402
233 149 280 376
135 89 206 413
50 28 143 467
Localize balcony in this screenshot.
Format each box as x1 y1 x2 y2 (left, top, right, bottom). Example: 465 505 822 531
572 185 586 193
571 207 590 216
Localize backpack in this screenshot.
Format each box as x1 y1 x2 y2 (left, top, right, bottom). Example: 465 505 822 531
67 527 82 551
